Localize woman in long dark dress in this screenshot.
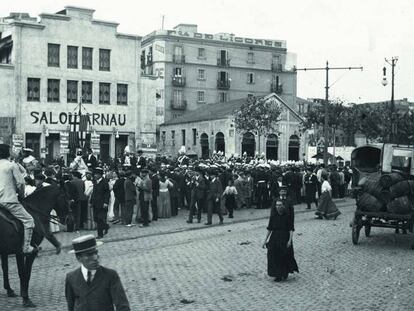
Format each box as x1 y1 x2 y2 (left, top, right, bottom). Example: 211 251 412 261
263 199 298 282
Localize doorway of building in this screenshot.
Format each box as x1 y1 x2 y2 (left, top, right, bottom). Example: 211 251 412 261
200 133 209 159
215 132 225 154
25 133 40 158
241 132 255 157
100 134 110 163
45 133 60 164
288 134 300 161
266 134 278 160
115 135 128 159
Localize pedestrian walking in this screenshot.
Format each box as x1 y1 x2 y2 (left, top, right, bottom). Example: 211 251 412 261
303 167 318 209
90 167 110 239
315 174 341 220
263 199 298 282
205 169 223 225
123 170 136 226
223 179 237 218
157 171 173 218
187 169 206 223
138 169 152 227
65 234 130 311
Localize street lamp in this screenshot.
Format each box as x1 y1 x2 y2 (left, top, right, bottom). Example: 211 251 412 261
382 57 398 143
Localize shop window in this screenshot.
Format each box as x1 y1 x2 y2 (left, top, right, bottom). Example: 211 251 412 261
82 81 92 103
67 46 78 69
82 47 93 70
48 43 60 67
67 80 78 103
99 49 111 71
27 78 40 101
99 83 111 105
47 79 60 102
117 84 128 105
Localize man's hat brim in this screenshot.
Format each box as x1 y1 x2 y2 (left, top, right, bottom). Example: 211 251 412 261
68 241 103 254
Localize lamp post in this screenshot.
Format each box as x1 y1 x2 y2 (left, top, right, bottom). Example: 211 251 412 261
382 56 398 143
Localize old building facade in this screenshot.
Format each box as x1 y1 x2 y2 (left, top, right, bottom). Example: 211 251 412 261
0 6 141 163
159 93 306 161
140 24 297 126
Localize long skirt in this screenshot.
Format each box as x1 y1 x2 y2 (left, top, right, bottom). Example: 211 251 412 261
267 230 299 278
85 202 96 230
107 190 115 220
158 191 172 218
316 191 341 220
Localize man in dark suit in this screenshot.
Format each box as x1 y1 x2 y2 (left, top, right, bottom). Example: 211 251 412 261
187 169 206 223
84 148 98 170
205 169 223 225
304 167 318 209
136 149 146 168
149 166 159 221
65 235 130 311
90 167 110 239
123 170 136 226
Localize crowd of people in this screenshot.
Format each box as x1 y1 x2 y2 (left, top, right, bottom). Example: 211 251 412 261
9 145 353 243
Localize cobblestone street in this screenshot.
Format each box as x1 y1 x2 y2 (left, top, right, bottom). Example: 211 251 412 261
1 199 414 310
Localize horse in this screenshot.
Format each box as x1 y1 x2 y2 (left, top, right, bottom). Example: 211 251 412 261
0 183 68 308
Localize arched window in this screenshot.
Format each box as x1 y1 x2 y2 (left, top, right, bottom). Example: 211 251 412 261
288 134 300 161
241 132 255 157
215 132 225 153
200 133 209 159
266 134 278 160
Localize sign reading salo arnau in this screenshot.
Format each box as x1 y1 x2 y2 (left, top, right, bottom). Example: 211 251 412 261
30 111 127 126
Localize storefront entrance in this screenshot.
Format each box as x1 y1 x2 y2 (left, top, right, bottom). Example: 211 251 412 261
288 134 300 161
100 134 110 163
25 133 41 158
241 132 255 157
266 134 278 160
45 133 60 164
115 135 128 159
200 133 209 159
215 132 225 153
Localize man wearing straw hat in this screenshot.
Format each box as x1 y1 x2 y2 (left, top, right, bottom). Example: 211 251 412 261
65 235 130 311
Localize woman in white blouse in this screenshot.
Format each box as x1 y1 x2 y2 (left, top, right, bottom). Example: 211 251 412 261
315 173 341 220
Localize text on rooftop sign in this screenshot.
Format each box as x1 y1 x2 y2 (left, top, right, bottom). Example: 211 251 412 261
167 30 283 48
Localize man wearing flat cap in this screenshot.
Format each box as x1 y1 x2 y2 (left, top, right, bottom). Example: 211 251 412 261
65 235 130 311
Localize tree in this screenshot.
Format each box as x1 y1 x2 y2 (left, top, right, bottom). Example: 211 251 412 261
233 96 283 151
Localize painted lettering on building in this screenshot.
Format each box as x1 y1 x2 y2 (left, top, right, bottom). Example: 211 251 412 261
166 30 284 48
30 112 127 126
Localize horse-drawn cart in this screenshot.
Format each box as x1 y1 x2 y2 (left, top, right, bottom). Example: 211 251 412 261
350 144 414 248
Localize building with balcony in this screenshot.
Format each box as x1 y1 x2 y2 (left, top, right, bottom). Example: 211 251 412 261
159 93 306 161
0 6 142 163
141 24 297 129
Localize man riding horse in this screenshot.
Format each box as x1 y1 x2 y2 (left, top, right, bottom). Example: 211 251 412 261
0 144 36 255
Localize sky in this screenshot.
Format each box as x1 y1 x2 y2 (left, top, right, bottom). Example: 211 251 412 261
3 0 414 104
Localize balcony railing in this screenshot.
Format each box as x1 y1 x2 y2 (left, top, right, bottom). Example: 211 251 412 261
217 79 231 90
170 100 187 110
172 76 186 87
173 55 185 63
271 63 283 72
217 58 230 67
270 83 283 94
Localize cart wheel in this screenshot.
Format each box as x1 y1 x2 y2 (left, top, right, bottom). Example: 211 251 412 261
352 219 360 245
365 225 371 237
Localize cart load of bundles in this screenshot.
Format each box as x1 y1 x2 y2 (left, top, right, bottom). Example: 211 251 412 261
357 172 414 214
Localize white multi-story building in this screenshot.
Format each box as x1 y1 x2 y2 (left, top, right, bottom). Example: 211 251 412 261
0 7 141 163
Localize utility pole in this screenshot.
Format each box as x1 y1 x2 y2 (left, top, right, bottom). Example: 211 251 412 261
295 61 363 165
161 15 165 30
382 56 398 143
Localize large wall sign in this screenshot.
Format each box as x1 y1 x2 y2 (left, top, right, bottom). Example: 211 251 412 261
30 112 127 126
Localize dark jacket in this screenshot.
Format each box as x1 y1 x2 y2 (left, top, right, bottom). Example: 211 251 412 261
65 266 130 311
207 178 223 201
137 156 146 168
304 174 318 194
113 178 125 204
124 177 136 202
192 175 206 200
90 178 110 209
83 154 98 169
150 173 160 197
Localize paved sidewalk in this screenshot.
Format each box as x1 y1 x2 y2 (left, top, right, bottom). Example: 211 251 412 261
41 198 354 253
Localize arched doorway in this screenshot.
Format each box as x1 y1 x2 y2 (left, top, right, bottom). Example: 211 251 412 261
200 133 209 159
266 134 278 160
215 132 225 153
241 132 255 157
288 134 300 161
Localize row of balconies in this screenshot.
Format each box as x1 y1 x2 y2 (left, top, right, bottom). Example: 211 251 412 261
166 54 284 71
171 76 283 94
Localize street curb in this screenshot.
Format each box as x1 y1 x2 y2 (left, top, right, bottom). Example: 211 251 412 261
48 199 355 255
